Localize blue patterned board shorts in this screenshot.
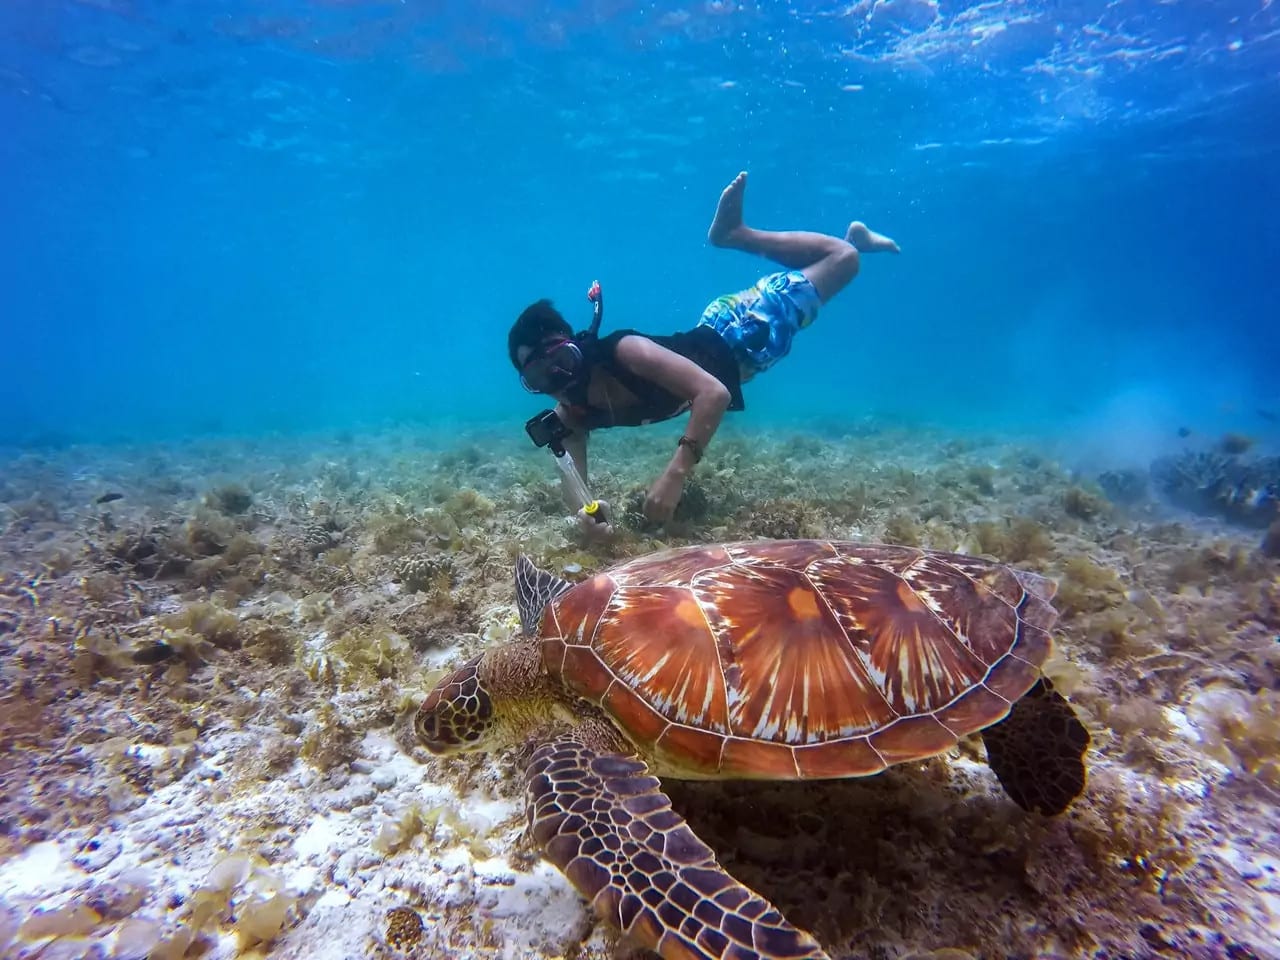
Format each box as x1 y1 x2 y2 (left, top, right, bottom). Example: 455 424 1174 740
696 270 822 378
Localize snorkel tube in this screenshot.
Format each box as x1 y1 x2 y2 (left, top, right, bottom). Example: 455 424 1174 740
523 280 607 524
580 279 603 342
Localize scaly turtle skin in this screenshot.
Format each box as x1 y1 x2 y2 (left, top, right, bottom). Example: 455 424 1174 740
415 540 1090 960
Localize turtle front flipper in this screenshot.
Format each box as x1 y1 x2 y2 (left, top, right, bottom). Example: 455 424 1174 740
980 679 1090 816
515 554 573 636
526 735 830 960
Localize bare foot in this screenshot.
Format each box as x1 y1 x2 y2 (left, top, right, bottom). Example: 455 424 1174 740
845 221 900 254
707 171 749 247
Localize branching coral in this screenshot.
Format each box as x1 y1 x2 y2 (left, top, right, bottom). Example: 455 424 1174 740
1151 450 1280 527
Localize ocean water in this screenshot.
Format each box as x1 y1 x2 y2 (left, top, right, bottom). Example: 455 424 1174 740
2 0 1277 450
3 4 1280 960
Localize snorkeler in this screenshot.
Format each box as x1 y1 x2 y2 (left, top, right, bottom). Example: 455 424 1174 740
509 171 899 537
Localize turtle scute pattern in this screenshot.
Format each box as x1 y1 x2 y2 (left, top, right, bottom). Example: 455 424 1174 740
526 736 830 960
543 540 1059 779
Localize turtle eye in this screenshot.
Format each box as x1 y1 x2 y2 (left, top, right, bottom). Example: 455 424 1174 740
413 695 451 750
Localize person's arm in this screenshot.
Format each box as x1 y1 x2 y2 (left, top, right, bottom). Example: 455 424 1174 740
613 336 731 521
615 335 731 462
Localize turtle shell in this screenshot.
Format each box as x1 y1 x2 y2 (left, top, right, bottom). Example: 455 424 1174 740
538 540 1059 780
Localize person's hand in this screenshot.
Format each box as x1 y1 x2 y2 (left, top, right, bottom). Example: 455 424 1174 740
575 499 614 541
644 467 686 525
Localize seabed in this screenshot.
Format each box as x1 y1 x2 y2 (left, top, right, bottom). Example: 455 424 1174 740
1 421 1276 960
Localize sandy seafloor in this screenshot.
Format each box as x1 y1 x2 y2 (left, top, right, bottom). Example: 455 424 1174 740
0 419 1277 960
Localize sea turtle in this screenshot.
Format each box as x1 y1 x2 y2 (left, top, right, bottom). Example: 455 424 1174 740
415 540 1090 960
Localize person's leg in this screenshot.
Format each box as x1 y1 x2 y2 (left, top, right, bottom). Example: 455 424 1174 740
706 171 898 303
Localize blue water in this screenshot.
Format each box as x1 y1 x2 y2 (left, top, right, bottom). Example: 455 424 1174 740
2 0 1277 453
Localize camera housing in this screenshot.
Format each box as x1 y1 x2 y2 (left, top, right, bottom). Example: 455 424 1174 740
525 408 570 455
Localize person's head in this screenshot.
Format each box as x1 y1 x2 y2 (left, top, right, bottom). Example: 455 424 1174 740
509 299 585 395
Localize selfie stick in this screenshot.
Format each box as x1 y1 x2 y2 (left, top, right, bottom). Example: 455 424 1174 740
541 279 605 524
551 447 601 520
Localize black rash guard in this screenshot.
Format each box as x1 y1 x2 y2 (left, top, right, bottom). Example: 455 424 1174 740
564 327 745 430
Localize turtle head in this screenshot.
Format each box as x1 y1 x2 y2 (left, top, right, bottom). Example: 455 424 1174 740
414 640 553 755
414 654 495 755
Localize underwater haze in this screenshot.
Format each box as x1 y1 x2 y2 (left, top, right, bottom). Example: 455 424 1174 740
2 0 1278 450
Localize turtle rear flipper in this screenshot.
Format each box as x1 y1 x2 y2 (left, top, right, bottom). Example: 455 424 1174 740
980 679 1090 816
526 736 830 960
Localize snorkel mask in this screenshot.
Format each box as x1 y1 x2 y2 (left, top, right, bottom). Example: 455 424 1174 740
518 281 604 396
519 337 585 395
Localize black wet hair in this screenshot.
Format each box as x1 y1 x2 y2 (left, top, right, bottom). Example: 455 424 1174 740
508 299 572 370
